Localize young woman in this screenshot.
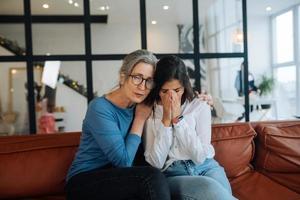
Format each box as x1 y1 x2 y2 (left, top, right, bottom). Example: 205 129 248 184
144 55 236 200
66 50 170 200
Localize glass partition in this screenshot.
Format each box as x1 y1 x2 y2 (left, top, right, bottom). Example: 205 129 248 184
32 24 85 55
0 0 24 15
0 24 26 56
31 0 84 15
0 62 29 136
91 0 140 54
34 61 87 133
92 61 121 96
146 0 193 53
201 58 245 123
199 0 243 53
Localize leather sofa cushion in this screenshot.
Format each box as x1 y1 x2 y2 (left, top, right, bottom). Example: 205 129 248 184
230 171 300 200
0 133 80 199
255 122 300 193
211 123 256 179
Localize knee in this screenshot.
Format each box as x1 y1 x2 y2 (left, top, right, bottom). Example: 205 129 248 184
141 167 171 199
169 176 233 200
144 166 166 182
195 177 233 200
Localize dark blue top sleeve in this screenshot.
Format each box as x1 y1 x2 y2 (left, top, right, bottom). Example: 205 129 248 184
85 101 141 167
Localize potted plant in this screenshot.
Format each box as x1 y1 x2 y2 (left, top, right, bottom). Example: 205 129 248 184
257 75 275 109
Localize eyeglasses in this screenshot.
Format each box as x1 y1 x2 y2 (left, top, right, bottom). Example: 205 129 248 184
129 74 155 89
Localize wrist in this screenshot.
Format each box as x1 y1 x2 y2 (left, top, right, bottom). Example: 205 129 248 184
130 118 146 135
161 118 171 127
171 115 183 125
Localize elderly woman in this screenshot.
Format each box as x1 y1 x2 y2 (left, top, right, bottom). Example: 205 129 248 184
66 50 170 200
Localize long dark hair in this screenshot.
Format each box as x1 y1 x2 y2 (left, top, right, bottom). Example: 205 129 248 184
144 55 195 106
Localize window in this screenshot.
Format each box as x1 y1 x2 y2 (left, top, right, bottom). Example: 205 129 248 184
274 11 294 64
272 6 300 119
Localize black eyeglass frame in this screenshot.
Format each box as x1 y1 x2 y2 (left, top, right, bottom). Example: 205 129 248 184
129 74 155 89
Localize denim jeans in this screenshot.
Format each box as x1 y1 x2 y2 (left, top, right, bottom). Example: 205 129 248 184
164 159 236 200
66 166 171 200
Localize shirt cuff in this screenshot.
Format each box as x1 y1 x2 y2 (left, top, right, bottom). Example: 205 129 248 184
154 121 172 140
127 133 142 144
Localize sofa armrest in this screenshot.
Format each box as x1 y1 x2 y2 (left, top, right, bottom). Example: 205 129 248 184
212 123 257 179
254 122 300 194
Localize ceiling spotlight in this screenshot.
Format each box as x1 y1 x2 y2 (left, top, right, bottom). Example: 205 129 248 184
42 4 49 9
68 0 73 4
99 6 105 10
11 69 17 74
266 6 272 12
46 53 51 56
151 20 157 25
163 5 169 10
74 2 79 7
105 5 110 10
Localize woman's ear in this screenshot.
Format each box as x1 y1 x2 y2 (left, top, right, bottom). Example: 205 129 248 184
119 74 126 86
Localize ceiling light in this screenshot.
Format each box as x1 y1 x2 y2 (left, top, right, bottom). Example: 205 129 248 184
42 4 49 9
99 6 105 10
46 53 51 56
68 0 73 4
105 5 110 10
11 69 17 74
163 5 169 10
151 20 157 25
74 2 79 7
266 6 272 12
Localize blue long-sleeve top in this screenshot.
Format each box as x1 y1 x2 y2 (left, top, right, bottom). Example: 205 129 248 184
67 96 141 181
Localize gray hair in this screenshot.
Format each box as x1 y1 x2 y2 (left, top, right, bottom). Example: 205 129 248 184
119 49 157 81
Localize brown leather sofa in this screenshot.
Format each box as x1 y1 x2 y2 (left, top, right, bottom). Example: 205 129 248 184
0 120 300 200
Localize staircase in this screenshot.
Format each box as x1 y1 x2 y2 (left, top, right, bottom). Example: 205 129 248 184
0 35 90 98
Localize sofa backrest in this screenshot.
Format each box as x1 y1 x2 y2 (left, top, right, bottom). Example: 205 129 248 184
0 132 80 199
211 122 257 179
0 122 265 198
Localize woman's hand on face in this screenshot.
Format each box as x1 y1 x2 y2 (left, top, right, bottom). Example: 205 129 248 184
160 91 172 126
170 90 181 118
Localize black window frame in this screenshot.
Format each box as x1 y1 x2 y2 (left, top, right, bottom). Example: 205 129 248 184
0 0 250 133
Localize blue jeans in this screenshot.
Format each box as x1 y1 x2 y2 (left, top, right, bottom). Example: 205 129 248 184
164 159 236 200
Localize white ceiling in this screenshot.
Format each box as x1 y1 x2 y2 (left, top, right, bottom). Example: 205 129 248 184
0 0 299 23
248 0 300 16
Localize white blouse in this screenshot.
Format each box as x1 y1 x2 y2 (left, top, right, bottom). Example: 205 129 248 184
143 98 215 171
